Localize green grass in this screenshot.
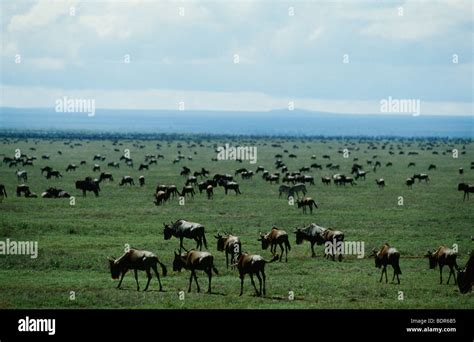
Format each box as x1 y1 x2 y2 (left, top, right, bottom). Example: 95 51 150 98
0 137 472 308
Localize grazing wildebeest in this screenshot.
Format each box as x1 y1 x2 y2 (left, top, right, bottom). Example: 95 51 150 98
375 178 385 188
354 170 369 180
139 176 145 187
297 175 315 185
425 246 458 285
321 176 331 185
0 184 7 199
119 176 135 186
92 164 101 172
413 173 430 183
264 173 280 184
459 167 464 175
457 251 473 294
163 219 208 252
311 163 322 170
206 185 213 199
370 243 401 284
428 164 437 170
66 164 77 172
386 162 393 167
406 177 414 188
259 227 291 262
289 183 307 198
154 191 168 206
180 186 195 198
173 250 218 293
80 160 87 165
297 197 318 214
108 162 120 168
108 248 167 291
221 181 241 195
166 185 179 198
294 223 344 260
180 166 191 176
16 170 28 182
458 183 474 200
241 171 253 179
256 166 265 173
215 233 241 268
234 253 278 297
138 163 149 171
75 177 100 196
408 162 416 167
16 184 31 197
46 170 62 179
185 176 197 186
98 172 114 182
278 185 291 198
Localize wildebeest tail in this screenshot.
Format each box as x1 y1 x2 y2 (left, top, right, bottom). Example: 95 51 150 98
202 230 208 249
393 255 402 275
158 261 168 277
285 237 291 251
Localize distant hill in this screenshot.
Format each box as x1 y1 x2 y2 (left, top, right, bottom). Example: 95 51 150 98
0 107 472 138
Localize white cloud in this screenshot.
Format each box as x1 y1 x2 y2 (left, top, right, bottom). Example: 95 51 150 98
30 57 65 70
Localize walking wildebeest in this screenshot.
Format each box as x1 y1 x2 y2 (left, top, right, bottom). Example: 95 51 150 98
180 186 195 198
457 251 474 294
215 233 241 268
75 177 100 196
108 248 167 291
119 176 134 186
370 243 401 284
258 227 291 262
16 184 31 197
294 223 344 260
321 176 331 185
173 250 218 293
138 163 149 171
425 246 458 285
375 178 385 188
46 170 62 179
296 197 318 214
163 219 208 252
16 170 27 182
233 253 278 297
458 183 474 200
221 181 241 195
66 164 77 172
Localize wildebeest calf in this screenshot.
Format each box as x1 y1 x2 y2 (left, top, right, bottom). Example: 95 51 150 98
259 227 291 262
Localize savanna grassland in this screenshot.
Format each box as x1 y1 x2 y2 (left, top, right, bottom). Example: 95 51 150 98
0 135 472 309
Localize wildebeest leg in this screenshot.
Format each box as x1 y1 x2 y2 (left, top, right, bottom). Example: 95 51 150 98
446 266 454 285
384 266 388 283
261 270 266 296
152 265 163 291
392 269 396 282
309 205 313 214
379 268 384 283
188 271 194 292
195 237 202 251
225 251 229 269
180 237 184 253
311 242 316 258
117 271 127 289
134 269 140 291
250 273 259 296
82 189 86 197
439 265 443 284
239 275 245 296
144 269 152 291
279 243 284 262
205 267 212 293
193 271 200 293
255 272 262 296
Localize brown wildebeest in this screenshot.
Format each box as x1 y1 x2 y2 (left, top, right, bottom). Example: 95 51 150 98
425 246 459 284
173 250 218 293
259 227 291 262
180 186 195 198
375 178 385 188
119 176 134 186
215 233 241 268
296 197 318 214
163 219 208 252
0 184 7 199
139 176 145 187
108 248 167 291
370 243 402 284
294 223 344 260
234 253 278 297
458 183 474 200
457 251 474 294
206 185 213 199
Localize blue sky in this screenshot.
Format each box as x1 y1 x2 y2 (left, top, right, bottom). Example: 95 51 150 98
1 0 473 115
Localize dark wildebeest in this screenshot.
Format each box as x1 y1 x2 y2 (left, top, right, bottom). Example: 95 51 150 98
321 176 331 185
66 164 77 172
221 181 241 195
457 251 474 294
180 186 195 198
408 162 416 167
98 172 114 182
16 184 31 197
259 227 291 262
139 176 145 187
206 185 213 199
294 223 344 260
154 190 168 206
173 250 218 293
375 178 385 188
75 177 100 197
215 233 241 268
41 166 53 175
119 176 135 186
138 163 149 171
185 176 197 186
108 248 167 291
0 184 7 199
166 185 179 198
297 197 318 214
233 253 278 297
428 164 437 170
163 219 208 252
256 166 265 173
406 177 414 188
289 183 307 198
413 173 430 183
16 170 28 182
458 183 474 200
92 164 101 172
46 170 62 179
108 162 120 168
370 243 402 284
278 185 291 198
425 246 459 285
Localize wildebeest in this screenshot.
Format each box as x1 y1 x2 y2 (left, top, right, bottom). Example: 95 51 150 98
16 170 28 182
428 164 437 170
457 251 474 294
119 176 135 186
92 164 101 172
75 177 100 196
166 185 179 198
459 167 464 175
206 185 213 199
173 250 218 293
108 162 120 168
425 246 458 285
296 197 318 214
154 190 168 205
215 233 241 268
98 172 114 182
16 184 31 197
321 176 331 185
185 176 197 186
259 227 291 262
163 219 208 252
370 243 401 284
408 162 416 167
221 181 241 195
458 183 474 200
234 253 278 297
138 163 149 171
181 185 195 198
46 170 62 179
0 184 7 199
264 173 280 184
139 176 145 186
375 178 385 188
294 223 344 260
108 248 167 291
66 164 77 172
406 177 415 188
413 173 429 182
